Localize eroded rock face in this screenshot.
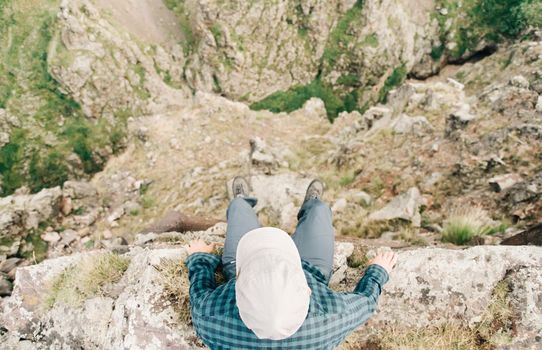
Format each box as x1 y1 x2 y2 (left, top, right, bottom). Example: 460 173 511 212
50 0 189 119
2 243 541 349
0 187 62 257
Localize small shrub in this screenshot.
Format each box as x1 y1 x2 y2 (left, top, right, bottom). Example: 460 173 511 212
46 253 130 308
141 196 155 209
346 245 368 268
378 65 407 103
339 172 356 187
20 232 49 263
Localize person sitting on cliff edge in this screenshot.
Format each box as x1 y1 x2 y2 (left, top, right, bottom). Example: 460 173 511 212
185 176 397 349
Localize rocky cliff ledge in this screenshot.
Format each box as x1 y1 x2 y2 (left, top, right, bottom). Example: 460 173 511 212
1 225 540 350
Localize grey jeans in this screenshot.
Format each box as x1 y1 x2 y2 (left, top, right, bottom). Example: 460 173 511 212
222 197 335 283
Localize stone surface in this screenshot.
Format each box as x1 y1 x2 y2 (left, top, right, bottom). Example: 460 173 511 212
391 114 432 134
0 187 63 257
502 267 542 349
489 173 523 192
2 244 541 349
368 187 423 227
445 103 476 139
364 246 542 334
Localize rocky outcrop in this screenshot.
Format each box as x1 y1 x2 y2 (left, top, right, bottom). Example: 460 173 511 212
50 0 190 119
1 236 540 349
368 187 424 227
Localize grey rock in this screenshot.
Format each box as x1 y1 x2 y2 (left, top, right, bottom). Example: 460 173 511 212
509 75 530 89
391 114 432 134
3 245 541 349
502 267 542 349
445 103 475 139
40 231 61 244
368 187 423 227
349 191 372 206
0 257 21 274
489 173 523 192
536 95 542 113
107 207 125 224
0 272 12 297
123 201 142 215
329 242 354 285
300 98 327 120
249 137 290 172
331 198 348 214
249 174 312 231
62 181 98 200
364 246 542 336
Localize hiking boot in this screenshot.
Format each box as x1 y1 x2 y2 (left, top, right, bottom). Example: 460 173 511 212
232 176 250 198
303 179 324 204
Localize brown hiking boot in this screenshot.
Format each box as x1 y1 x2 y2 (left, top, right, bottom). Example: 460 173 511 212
232 176 250 198
303 179 324 204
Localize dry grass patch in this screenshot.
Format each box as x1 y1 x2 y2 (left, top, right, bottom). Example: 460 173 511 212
157 254 226 325
46 253 130 308
156 258 192 324
475 280 514 346
372 323 479 350
394 226 428 246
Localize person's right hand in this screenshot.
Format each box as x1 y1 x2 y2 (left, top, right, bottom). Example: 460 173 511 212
368 251 397 274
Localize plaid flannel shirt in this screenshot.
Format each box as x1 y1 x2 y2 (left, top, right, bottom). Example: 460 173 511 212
186 252 389 350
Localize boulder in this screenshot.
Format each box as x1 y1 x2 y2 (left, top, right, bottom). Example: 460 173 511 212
445 103 476 139
489 173 523 192
300 98 327 120
0 272 12 297
501 224 542 246
249 137 290 173
536 95 542 113
368 187 423 227
348 191 372 206
509 75 530 89
502 172 542 222
329 242 354 285
391 114 432 134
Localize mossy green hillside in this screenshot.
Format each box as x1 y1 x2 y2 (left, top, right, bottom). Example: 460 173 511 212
0 0 128 195
162 0 198 55
433 0 542 60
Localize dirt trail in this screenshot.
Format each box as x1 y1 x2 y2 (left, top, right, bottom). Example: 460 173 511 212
93 0 182 45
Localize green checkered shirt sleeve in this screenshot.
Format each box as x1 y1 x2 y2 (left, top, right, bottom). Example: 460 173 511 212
186 253 389 350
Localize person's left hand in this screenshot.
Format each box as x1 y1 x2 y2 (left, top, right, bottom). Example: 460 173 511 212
185 240 215 255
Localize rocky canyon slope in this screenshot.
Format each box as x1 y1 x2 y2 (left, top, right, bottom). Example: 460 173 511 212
1 0 541 349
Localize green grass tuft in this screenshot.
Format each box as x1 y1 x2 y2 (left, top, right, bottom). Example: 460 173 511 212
378 65 407 103
441 206 506 245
